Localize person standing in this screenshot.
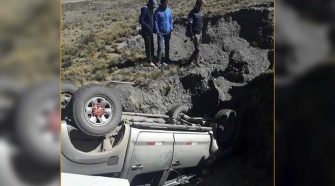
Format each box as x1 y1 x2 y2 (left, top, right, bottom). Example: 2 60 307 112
153 0 174 67
139 0 158 68
186 0 204 66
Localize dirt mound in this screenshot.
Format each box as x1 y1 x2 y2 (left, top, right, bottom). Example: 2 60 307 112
111 75 192 114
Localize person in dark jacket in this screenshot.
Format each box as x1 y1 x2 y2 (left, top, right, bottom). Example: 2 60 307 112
187 0 204 66
139 0 158 68
153 0 173 66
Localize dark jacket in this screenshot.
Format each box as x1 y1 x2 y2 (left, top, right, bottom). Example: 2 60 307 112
139 6 154 35
153 6 173 34
186 8 203 36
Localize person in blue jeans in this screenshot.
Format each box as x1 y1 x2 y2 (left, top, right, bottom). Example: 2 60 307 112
153 0 173 66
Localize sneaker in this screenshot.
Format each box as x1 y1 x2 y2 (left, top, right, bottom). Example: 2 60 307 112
150 62 158 68
161 62 168 67
154 61 160 67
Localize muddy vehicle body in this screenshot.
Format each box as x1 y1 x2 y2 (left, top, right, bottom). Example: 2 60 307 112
61 82 237 186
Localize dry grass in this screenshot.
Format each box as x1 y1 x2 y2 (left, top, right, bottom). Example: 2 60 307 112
108 64 179 85
1 0 59 82
61 19 140 84
61 0 271 84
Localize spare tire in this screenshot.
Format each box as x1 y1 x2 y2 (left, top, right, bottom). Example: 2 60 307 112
215 109 236 121
215 109 238 151
0 76 24 126
61 80 78 120
167 104 191 124
15 81 60 166
72 84 122 136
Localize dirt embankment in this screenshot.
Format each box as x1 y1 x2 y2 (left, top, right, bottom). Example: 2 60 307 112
109 3 273 186
111 3 273 114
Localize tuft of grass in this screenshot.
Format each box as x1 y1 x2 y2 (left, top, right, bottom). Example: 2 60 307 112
110 70 164 85
118 48 146 63
95 22 136 45
62 41 78 57
78 30 95 45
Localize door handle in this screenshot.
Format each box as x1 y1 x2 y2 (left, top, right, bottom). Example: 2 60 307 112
172 161 182 166
131 164 144 170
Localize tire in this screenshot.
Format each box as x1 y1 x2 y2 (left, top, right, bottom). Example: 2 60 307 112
215 109 236 121
72 84 122 136
167 104 190 124
61 80 78 121
215 109 238 151
15 81 60 166
0 76 23 126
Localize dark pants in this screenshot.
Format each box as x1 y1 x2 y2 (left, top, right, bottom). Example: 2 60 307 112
192 33 201 63
143 34 154 63
157 32 171 63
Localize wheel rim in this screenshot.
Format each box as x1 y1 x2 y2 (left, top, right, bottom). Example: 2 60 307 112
84 96 113 126
34 99 60 145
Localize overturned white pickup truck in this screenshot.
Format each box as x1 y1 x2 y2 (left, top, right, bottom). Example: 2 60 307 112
61 82 237 186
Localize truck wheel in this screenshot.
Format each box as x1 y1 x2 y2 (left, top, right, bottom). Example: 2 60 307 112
215 109 236 121
15 81 60 166
0 77 23 126
72 84 122 136
167 104 190 124
61 80 78 120
215 109 238 151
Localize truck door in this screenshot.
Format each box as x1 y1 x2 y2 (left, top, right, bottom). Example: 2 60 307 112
168 133 211 179
126 132 174 186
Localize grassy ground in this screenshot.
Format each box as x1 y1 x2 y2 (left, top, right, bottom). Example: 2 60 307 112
61 0 271 85
1 0 59 81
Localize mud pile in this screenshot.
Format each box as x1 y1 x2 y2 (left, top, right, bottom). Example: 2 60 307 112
110 3 274 186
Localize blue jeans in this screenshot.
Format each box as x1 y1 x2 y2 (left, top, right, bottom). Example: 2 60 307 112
157 32 171 63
